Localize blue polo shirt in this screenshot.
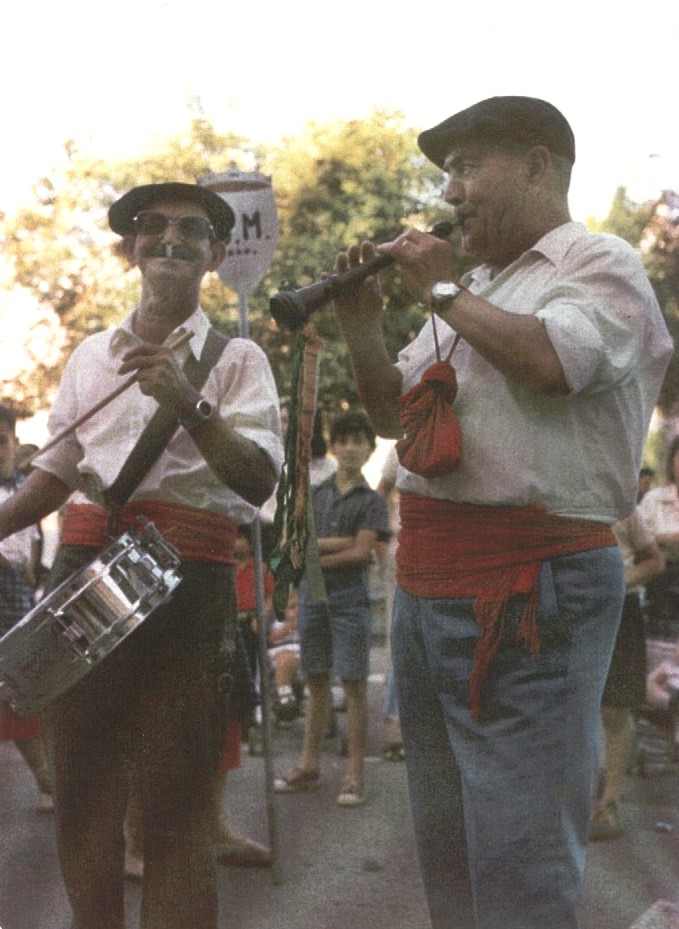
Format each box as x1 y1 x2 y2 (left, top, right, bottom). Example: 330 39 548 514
312 475 390 593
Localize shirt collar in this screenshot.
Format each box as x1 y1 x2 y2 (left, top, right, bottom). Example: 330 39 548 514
465 221 588 289
328 474 371 497
109 306 212 360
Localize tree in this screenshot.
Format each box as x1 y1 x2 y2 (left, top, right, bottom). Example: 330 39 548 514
252 110 469 411
1 111 461 421
0 118 256 415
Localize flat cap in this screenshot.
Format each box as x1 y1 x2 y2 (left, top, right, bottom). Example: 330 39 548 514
108 182 236 242
418 96 576 169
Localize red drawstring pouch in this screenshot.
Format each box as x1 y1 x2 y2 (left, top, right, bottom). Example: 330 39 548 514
396 318 462 478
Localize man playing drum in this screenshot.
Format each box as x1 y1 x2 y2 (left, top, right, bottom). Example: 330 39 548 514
0 182 283 929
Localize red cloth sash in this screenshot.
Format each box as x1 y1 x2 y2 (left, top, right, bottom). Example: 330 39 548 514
61 501 237 564
397 493 616 718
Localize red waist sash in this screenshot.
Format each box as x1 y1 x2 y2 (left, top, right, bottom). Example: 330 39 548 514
61 501 237 564
397 493 616 717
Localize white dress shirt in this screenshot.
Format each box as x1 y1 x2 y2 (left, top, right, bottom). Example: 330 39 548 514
395 222 672 524
33 307 284 524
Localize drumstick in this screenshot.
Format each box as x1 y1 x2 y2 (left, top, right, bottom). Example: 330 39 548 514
27 330 195 463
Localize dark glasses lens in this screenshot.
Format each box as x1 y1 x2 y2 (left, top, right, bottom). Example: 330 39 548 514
133 211 215 241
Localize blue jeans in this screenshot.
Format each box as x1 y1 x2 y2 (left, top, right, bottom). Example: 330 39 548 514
298 578 372 681
391 547 624 929
383 665 400 717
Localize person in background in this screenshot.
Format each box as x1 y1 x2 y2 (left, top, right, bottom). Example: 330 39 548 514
639 437 679 641
637 467 655 502
308 407 337 487
330 96 671 928
0 405 52 812
376 443 404 760
589 508 664 840
274 411 389 806
268 584 303 725
0 182 283 929
232 522 274 756
646 638 679 714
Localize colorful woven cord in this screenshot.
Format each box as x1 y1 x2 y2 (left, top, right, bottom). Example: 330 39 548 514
268 324 325 616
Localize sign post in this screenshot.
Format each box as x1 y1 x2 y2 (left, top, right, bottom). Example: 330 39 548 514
200 167 281 883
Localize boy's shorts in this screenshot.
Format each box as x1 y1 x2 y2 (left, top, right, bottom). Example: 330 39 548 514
298 580 371 681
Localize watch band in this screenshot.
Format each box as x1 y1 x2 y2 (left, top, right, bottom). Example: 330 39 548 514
430 280 467 308
179 397 213 433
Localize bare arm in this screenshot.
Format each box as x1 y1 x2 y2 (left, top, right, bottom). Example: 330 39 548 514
317 537 354 555
187 423 278 507
318 528 378 571
0 469 71 541
331 244 404 437
626 542 665 588
378 232 569 396
117 343 278 507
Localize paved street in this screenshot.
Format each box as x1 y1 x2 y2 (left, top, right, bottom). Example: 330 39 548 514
1 643 679 929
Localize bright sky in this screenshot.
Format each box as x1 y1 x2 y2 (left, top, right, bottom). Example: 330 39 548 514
2 0 678 222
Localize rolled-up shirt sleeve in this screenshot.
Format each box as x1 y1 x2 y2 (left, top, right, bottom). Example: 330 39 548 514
535 236 660 395
34 347 85 488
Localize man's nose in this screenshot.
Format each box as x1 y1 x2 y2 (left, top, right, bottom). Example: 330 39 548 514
444 176 464 206
160 220 183 243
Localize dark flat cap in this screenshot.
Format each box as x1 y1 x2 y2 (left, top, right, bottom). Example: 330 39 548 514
418 96 575 169
108 182 236 242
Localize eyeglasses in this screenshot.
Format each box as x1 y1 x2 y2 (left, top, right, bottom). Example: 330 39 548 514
133 211 216 242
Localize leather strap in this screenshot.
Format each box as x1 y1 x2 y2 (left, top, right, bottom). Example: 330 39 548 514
104 328 230 510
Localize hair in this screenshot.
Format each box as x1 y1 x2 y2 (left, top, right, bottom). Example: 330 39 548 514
310 409 328 459
639 467 656 479
496 141 573 195
329 411 376 451
0 404 17 433
666 436 679 482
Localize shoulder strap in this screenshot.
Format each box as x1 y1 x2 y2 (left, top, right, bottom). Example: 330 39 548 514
105 328 230 509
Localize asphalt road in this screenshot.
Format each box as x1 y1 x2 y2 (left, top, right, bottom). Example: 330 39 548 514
1 643 679 929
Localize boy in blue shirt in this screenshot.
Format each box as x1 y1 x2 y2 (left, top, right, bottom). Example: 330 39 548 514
275 411 389 806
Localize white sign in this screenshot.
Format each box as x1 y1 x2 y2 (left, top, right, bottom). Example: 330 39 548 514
200 169 279 295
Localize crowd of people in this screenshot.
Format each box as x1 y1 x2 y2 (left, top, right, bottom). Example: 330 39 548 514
0 92 677 929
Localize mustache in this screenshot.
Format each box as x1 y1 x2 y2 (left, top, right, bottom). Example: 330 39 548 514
143 243 196 260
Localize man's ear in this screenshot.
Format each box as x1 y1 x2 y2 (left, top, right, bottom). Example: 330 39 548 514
525 145 551 184
117 235 138 267
208 241 227 271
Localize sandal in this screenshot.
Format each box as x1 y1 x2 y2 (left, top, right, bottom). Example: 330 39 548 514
336 777 365 807
273 766 321 794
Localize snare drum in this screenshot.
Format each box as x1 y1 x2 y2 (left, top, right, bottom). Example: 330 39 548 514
0 518 182 715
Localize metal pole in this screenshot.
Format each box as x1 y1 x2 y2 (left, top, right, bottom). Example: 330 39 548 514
238 286 281 885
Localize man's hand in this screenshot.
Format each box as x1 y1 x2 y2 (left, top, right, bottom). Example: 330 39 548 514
378 229 457 304
332 241 385 327
118 342 199 418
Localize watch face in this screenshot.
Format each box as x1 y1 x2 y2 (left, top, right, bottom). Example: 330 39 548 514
432 282 462 302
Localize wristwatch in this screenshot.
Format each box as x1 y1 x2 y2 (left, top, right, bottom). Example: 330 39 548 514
179 397 213 433
430 280 466 309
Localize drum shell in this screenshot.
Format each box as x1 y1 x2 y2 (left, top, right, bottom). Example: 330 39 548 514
0 526 181 715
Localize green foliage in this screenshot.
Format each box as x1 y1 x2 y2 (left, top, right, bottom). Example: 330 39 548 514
593 186 653 245
248 111 465 410
1 120 253 412
10 112 674 429
2 111 454 416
